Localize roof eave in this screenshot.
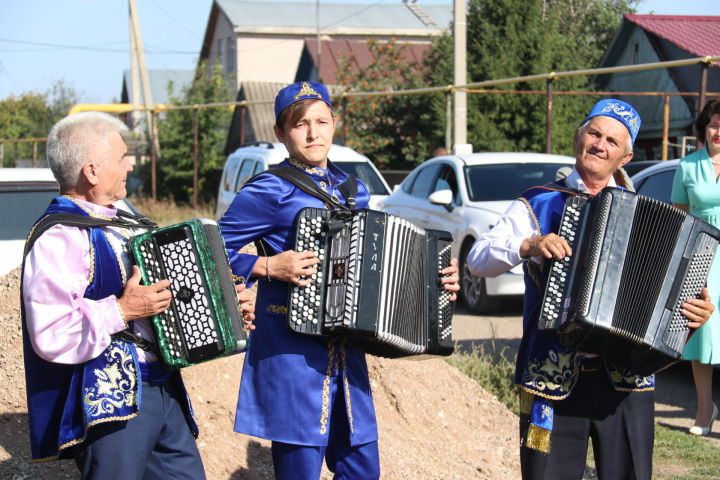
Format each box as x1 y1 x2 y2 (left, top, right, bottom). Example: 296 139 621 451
232 25 445 37
199 1 220 61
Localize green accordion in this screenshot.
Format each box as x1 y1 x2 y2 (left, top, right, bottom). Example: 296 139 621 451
129 218 248 369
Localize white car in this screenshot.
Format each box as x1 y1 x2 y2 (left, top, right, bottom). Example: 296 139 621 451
215 142 391 219
381 152 575 314
0 168 138 277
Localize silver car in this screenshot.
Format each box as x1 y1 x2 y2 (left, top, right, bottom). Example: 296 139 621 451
381 152 575 314
628 159 679 204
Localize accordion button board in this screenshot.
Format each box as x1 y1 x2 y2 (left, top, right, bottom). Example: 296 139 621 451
130 219 248 369
287 207 455 358
539 196 588 330
538 187 720 376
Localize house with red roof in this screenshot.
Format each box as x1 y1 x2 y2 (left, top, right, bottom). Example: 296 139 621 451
595 14 720 159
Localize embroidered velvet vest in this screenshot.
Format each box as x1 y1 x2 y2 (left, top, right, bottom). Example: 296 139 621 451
515 183 655 400
21 197 142 461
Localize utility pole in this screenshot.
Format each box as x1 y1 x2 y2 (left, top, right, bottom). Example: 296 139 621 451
128 16 142 133
453 0 470 154
129 0 160 199
316 0 322 82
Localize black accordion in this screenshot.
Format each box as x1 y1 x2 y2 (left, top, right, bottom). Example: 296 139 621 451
539 187 720 375
286 207 455 358
129 219 248 369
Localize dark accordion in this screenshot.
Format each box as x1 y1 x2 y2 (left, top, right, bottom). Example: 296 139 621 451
539 187 720 375
129 219 248 369
287 207 455 358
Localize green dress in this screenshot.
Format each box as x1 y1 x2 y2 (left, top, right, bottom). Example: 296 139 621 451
671 147 720 364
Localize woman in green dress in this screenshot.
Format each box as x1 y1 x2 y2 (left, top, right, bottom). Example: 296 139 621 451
671 99 720 436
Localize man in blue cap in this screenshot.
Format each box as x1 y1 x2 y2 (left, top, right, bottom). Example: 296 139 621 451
219 80 460 479
466 99 714 479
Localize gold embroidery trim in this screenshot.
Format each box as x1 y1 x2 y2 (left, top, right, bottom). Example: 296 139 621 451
340 342 354 433
320 342 336 434
63 195 113 220
116 302 128 328
88 238 95 285
517 197 542 236
31 410 142 463
294 82 322 100
289 157 325 176
266 304 288 314
105 233 128 285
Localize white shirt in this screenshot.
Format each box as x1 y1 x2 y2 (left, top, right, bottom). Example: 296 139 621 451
466 168 617 277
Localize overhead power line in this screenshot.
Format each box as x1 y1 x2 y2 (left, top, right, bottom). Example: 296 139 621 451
0 37 195 54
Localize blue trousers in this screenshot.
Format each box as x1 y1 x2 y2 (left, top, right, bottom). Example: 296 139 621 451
73 377 205 480
271 385 380 480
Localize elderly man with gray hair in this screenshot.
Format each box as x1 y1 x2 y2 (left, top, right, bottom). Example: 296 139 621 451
21 112 207 479
467 99 714 480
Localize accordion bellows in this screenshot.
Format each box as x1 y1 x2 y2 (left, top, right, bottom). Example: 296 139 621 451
540 187 720 376
287 207 455 358
129 219 248 369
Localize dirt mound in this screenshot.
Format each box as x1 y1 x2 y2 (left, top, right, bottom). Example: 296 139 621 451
0 267 519 479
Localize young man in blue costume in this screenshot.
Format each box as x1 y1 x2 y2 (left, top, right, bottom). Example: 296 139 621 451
219 81 460 480
467 99 714 480
21 111 254 479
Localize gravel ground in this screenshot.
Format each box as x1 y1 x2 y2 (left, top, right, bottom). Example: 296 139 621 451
0 267 520 479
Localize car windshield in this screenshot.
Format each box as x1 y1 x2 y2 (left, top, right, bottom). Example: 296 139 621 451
464 163 573 202
0 186 59 240
333 161 390 195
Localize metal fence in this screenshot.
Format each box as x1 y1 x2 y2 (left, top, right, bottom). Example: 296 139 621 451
3 55 718 206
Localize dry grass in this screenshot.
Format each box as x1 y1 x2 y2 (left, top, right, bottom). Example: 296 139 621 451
128 196 216 227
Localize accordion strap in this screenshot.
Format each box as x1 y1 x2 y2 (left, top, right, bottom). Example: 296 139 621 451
261 165 357 211
112 329 160 355
24 212 156 260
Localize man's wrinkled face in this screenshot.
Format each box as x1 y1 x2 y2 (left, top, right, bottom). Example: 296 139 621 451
94 131 132 204
575 116 633 182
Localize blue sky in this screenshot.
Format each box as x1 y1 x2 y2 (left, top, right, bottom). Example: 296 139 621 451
1 0 718 104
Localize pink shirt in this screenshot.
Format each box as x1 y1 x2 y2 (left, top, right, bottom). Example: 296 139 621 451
23 198 156 364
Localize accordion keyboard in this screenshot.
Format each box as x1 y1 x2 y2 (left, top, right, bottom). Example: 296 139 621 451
289 209 331 335
539 196 588 330
136 235 220 359
437 242 454 342
663 232 717 350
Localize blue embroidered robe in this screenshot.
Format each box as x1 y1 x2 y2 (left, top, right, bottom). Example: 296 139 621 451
219 158 378 446
21 197 197 461
516 183 655 400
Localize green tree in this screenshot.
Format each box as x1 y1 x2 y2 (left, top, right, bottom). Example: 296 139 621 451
0 93 54 167
0 79 81 167
426 0 637 155
336 38 445 169
155 63 234 203
45 78 81 121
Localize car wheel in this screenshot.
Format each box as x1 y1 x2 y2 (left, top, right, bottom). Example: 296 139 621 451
460 241 502 315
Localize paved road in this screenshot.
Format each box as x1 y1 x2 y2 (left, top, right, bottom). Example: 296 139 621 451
450 297 720 445
451 298 523 358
